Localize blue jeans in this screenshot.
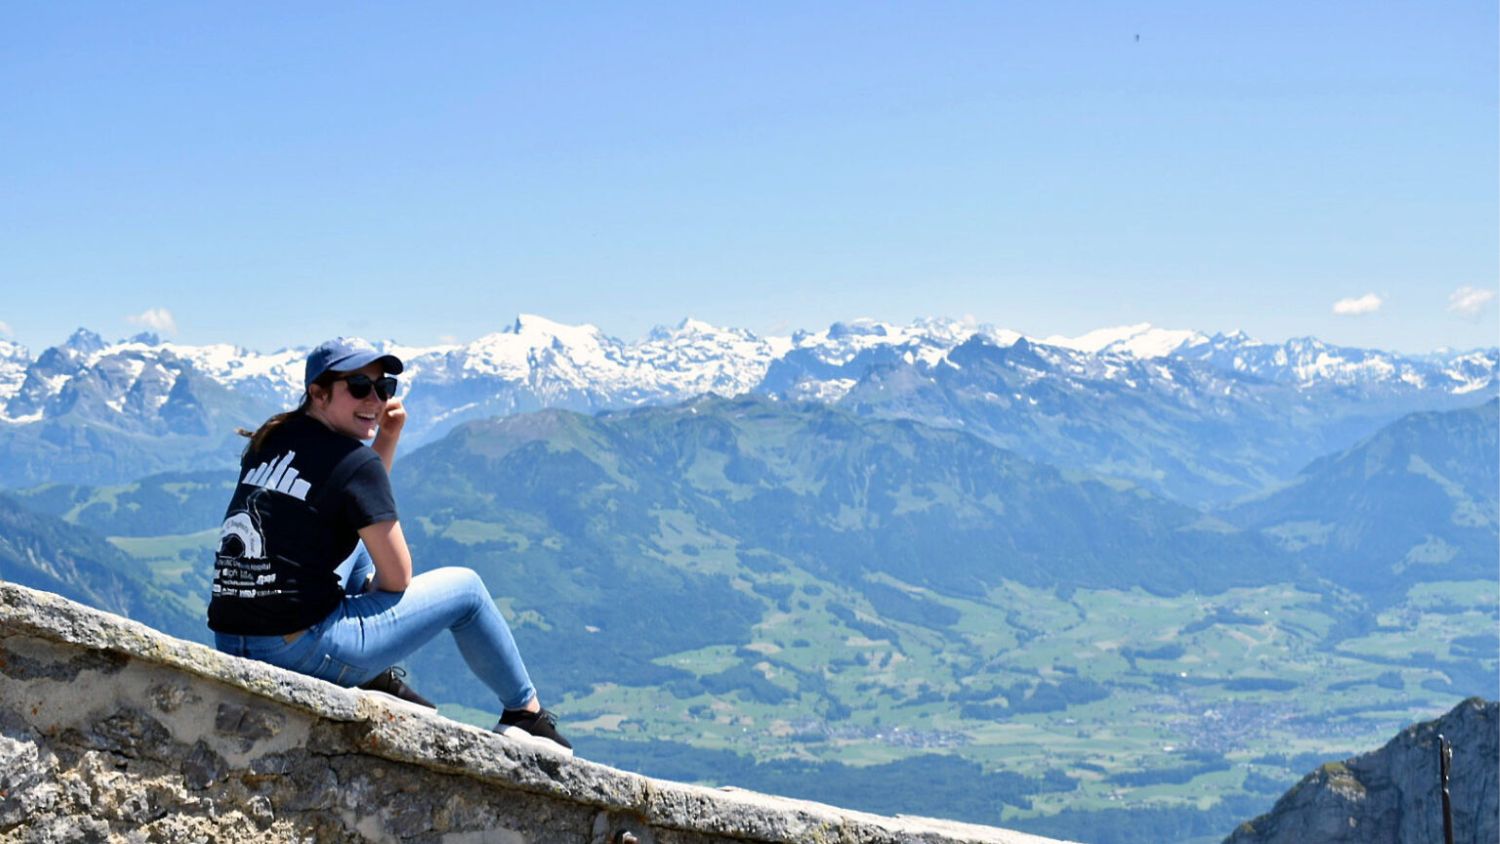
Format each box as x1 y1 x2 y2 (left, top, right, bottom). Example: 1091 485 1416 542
214 544 537 710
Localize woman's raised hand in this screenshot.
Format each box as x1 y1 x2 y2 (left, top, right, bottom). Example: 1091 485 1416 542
379 397 407 439
373 398 406 472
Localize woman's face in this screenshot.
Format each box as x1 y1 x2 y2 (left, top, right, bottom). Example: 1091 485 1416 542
309 361 389 440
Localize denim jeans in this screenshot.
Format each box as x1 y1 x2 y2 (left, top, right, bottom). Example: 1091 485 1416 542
214 544 537 710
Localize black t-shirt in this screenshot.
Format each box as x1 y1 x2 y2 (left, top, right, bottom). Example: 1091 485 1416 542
207 412 398 635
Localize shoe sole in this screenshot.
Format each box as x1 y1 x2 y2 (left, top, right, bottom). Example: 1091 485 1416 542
496 724 575 757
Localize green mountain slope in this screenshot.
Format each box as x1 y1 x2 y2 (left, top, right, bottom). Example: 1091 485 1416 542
10 470 234 537
387 396 1301 706
0 493 206 642
836 337 1495 508
399 395 1296 597
1227 399 1498 601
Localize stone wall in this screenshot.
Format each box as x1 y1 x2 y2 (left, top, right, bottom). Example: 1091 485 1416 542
0 582 1072 844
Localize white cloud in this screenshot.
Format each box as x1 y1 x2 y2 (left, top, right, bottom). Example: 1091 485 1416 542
0 320 11 337
1447 286 1496 319
126 307 178 335
1331 293 1383 316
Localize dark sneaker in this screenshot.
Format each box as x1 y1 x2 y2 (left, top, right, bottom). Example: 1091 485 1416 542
496 707 573 756
358 667 436 710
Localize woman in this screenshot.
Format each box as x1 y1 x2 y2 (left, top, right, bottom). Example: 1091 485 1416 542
208 337 569 754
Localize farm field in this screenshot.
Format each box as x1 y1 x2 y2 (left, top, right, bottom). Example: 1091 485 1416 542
553 572 1495 833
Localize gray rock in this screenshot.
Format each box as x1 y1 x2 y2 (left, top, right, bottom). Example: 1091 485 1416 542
1225 697 1499 844
83 705 172 759
0 581 1071 844
183 740 229 789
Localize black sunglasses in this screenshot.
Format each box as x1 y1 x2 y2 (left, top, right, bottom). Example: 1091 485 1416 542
337 374 399 401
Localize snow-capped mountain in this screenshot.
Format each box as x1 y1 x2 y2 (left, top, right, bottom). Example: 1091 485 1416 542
378 315 793 440
1170 332 1497 394
0 316 1493 497
1041 322 1206 358
755 318 1022 401
407 315 786 408
1 329 301 428
634 318 792 399
0 339 30 409
6 318 1489 425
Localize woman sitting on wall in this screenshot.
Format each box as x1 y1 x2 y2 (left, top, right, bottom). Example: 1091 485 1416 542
207 337 569 754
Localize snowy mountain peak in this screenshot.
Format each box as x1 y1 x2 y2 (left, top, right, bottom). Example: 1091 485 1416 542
506 313 607 344
797 318 964 350
1042 323 1150 352
0 339 30 406
1042 323 1206 358
447 315 627 384
63 328 106 355
378 338 460 362
674 317 726 336
826 319 894 339
0 338 29 360
908 316 1025 348
1211 330 1260 346
1 317 1493 436
646 317 755 343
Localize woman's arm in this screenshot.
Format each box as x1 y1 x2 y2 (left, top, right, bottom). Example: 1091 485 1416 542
358 519 413 592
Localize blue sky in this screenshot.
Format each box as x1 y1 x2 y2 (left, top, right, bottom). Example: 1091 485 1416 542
2 2 1495 354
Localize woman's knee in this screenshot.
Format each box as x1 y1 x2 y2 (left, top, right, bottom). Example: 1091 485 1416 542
424 565 485 591
417 566 492 616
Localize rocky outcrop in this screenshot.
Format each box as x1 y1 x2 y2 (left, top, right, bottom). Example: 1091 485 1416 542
1224 697 1498 844
0 582 1072 844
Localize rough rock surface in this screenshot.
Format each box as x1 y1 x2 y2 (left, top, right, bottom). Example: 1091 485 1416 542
1224 697 1498 844
0 581 1073 844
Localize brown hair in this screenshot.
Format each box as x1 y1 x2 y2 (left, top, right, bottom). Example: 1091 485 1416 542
236 372 339 458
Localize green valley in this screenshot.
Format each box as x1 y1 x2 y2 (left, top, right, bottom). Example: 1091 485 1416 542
402 495 1497 841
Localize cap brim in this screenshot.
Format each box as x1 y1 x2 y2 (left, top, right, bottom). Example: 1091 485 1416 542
325 351 404 376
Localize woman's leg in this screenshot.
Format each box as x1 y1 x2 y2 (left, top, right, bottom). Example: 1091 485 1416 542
307 567 537 711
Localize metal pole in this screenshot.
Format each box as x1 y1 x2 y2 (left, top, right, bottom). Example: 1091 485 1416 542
1438 732 1454 844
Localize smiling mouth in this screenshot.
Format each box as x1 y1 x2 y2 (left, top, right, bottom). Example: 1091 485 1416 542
354 413 378 422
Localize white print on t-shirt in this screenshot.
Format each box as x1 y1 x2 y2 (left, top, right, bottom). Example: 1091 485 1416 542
220 512 265 559
212 490 289 598
241 450 312 501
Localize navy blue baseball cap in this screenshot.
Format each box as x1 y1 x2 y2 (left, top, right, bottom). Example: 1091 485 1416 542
304 337 404 389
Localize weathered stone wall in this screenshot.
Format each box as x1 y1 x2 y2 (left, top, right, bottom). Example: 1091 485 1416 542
1224 697 1498 844
0 582 1072 844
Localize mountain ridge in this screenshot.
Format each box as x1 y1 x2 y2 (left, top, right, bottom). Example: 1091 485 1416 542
1 317 1493 494
4 318 1493 422
1225 399 1499 601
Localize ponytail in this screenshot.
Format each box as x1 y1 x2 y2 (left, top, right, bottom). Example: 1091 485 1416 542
237 373 335 458
237 403 307 459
